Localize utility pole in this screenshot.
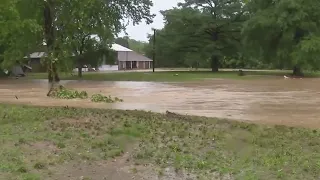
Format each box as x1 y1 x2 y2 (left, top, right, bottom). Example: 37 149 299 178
152 29 156 72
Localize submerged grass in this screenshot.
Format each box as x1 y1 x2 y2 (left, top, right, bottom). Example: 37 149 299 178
0 104 319 179
27 71 248 81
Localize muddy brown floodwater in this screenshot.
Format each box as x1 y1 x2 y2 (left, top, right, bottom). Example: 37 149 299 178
1 78 320 128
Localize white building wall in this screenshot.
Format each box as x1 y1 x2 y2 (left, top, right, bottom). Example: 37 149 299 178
98 65 119 71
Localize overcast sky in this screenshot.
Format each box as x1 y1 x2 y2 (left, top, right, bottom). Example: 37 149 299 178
118 0 184 42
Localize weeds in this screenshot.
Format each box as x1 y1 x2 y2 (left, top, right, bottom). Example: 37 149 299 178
33 162 46 170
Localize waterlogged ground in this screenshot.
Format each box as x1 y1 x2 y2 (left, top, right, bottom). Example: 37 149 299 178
1 78 320 128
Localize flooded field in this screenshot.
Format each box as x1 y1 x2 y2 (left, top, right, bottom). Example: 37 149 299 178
1 78 320 128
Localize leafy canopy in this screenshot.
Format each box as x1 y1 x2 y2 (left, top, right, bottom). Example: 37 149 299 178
243 0 320 70
145 0 246 69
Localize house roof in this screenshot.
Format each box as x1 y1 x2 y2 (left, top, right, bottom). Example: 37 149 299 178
117 51 153 62
111 44 132 52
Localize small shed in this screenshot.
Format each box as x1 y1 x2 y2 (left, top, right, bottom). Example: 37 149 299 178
24 52 47 72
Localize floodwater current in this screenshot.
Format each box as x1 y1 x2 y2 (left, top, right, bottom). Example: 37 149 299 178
1 78 320 128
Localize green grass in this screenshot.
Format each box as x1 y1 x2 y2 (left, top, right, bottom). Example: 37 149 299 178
26 69 306 82
0 104 319 179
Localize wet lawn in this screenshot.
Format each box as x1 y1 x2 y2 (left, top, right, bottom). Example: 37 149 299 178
1 104 319 180
26 70 300 82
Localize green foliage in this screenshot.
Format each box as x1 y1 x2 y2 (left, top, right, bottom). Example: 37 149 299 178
128 39 148 55
0 0 155 74
48 86 88 99
243 0 320 72
116 36 148 54
48 86 124 103
142 0 320 72
145 8 211 68
75 45 117 70
115 37 130 48
3 0 320 73
144 0 245 70
0 0 41 69
91 94 123 103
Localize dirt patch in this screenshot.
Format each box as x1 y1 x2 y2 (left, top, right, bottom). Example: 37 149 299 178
53 117 96 127
135 166 200 180
30 141 59 152
0 173 11 180
59 118 90 124
21 141 59 154
47 156 136 180
46 153 206 180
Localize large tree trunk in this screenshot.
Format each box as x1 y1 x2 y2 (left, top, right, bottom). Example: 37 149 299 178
44 0 61 96
78 67 82 78
48 63 60 82
47 63 61 96
292 65 304 77
78 51 84 78
210 55 219 72
44 1 54 54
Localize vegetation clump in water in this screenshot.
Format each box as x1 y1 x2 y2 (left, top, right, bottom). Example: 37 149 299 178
48 85 88 99
91 94 123 103
47 86 123 103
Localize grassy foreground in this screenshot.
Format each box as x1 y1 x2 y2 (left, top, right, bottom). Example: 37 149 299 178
26 70 303 82
1 104 320 180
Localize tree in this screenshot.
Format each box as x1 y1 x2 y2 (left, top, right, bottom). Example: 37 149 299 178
243 0 320 76
179 0 246 72
73 38 117 78
115 36 130 48
115 36 148 54
144 1 246 70
144 8 212 68
0 0 41 69
1 0 155 93
127 38 148 54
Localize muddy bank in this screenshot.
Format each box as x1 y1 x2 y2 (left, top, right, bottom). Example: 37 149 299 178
1 78 320 128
